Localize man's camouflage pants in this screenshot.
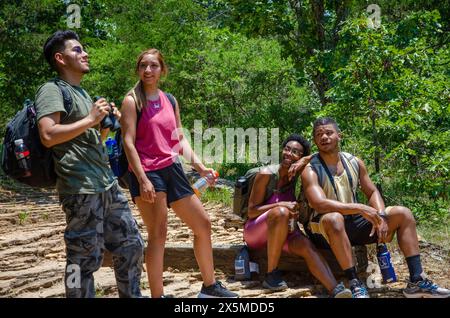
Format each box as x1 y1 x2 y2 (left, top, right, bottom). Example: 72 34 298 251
60 183 144 298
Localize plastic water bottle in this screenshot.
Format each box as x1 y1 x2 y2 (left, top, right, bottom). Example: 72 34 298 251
376 243 397 283
105 137 120 177
14 139 31 177
192 170 219 197
234 245 251 281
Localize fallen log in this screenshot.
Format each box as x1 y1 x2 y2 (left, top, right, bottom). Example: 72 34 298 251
102 244 368 277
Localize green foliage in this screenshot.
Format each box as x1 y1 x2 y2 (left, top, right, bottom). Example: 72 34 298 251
18 211 29 225
0 1 448 227
0 0 64 127
324 10 449 224
200 186 233 207
95 283 106 297
177 29 318 130
82 43 139 103
0 0 124 130
417 221 450 250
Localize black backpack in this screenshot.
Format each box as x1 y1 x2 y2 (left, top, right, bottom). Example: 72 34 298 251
115 92 176 189
1 80 72 188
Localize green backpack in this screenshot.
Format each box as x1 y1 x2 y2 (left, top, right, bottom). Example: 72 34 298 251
232 164 296 218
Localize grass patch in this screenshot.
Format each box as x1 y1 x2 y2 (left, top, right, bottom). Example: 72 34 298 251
0 174 22 191
417 221 450 251
18 211 29 225
95 284 106 297
199 187 233 208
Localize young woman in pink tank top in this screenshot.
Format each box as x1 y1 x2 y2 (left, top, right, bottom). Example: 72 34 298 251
244 134 351 297
120 49 237 298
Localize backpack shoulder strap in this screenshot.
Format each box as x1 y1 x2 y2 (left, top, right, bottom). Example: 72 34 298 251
164 92 177 111
267 163 296 193
309 153 326 187
128 94 142 125
264 163 295 198
52 80 73 121
244 165 278 203
341 152 359 177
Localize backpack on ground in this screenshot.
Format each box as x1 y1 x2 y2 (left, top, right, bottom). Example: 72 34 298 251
115 92 176 189
1 80 72 188
232 164 286 218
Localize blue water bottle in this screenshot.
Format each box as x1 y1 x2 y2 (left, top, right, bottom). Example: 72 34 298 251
105 137 120 177
376 243 397 283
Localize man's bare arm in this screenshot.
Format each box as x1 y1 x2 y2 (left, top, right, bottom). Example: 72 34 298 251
357 158 385 211
38 99 109 148
301 166 380 226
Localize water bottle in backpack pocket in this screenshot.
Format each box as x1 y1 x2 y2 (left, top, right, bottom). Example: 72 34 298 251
14 139 32 177
1 85 72 188
105 137 120 177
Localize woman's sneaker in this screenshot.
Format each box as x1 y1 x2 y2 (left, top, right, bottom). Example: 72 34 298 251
403 278 450 298
349 278 370 298
262 268 288 291
198 281 239 298
331 282 352 298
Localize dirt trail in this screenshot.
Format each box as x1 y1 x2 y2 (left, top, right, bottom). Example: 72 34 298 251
0 183 449 298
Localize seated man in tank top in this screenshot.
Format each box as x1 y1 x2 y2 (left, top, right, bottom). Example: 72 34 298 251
301 117 450 299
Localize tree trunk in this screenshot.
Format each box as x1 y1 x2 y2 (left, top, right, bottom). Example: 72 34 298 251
371 102 383 195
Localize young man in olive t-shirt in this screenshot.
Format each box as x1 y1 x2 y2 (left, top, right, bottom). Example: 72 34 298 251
35 30 144 298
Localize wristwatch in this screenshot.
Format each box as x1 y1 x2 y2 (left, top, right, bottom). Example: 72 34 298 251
379 210 388 219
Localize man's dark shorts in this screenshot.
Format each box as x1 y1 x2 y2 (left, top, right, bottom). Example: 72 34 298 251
306 213 381 249
129 161 194 205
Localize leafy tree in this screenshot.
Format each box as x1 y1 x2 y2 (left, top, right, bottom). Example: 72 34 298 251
206 0 449 108
325 11 449 223
0 0 119 129
0 0 448 226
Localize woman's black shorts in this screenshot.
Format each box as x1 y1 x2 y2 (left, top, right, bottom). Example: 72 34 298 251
128 161 194 205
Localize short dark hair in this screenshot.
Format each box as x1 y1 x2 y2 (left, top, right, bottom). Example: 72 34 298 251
43 30 80 71
313 117 340 135
282 134 311 156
